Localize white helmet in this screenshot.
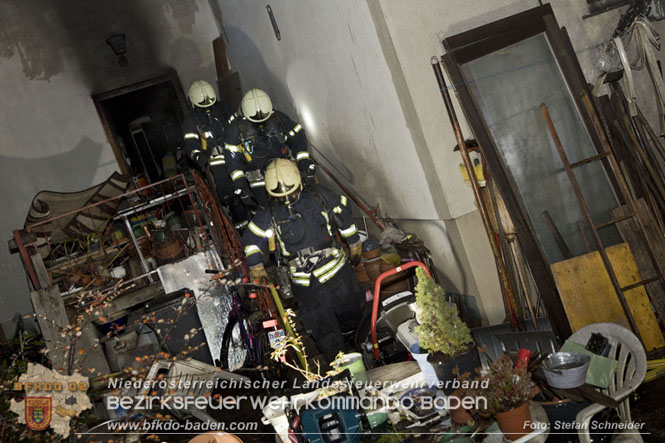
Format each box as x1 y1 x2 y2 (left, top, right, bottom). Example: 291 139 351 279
188 80 217 109
265 158 302 199
241 89 273 123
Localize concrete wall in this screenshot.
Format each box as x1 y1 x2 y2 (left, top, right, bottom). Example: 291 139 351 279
0 0 220 337
216 0 504 324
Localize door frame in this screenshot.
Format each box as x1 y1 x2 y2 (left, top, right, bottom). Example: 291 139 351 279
92 69 189 175
441 4 616 339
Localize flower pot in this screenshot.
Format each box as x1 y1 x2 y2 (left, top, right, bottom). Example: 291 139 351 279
354 263 370 284
449 388 473 424
362 247 381 260
364 257 382 282
189 432 242 443
336 352 367 383
429 347 481 394
154 236 185 265
495 401 532 441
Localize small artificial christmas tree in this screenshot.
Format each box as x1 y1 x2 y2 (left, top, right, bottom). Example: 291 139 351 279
414 267 473 358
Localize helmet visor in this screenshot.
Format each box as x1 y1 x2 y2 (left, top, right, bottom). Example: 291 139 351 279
249 110 270 121
195 95 216 107
270 180 297 196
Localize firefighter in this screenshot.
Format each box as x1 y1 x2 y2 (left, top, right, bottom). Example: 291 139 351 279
242 159 363 362
224 89 315 208
182 80 248 229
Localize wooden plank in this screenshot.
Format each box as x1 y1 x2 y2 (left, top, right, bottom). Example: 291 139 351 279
634 198 665 277
612 200 665 323
366 361 419 384
551 242 665 351
97 282 164 318
449 19 547 65
78 323 111 376
481 185 514 322
212 36 231 79
31 286 71 372
566 384 619 408
442 4 552 53
31 286 110 375
577 220 594 253
601 94 646 200
542 211 572 259
217 71 243 114
31 253 50 289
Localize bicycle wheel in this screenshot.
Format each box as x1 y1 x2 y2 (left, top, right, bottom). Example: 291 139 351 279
220 316 251 371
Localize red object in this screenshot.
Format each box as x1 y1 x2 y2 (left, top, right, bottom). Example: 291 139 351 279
288 415 301 443
249 292 258 299
371 260 431 361
262 319 278 328
515 348 532 370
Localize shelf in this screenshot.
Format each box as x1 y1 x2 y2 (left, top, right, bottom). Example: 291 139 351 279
46 239 131 273
114 186 193 219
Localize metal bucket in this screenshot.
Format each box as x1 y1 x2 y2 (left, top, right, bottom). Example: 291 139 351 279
542 352 591 389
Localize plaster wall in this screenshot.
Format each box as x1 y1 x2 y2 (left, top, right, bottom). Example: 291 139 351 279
0 0 220 337
215 0 498 323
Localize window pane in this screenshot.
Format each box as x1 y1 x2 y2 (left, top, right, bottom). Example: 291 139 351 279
462 33 621 263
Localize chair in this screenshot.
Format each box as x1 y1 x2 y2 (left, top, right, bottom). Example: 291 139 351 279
568 322 647 443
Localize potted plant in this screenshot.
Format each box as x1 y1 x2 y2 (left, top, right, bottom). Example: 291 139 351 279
462 355 535 440
412 267 478 393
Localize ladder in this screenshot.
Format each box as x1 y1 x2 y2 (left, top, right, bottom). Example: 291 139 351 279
540 92 665 344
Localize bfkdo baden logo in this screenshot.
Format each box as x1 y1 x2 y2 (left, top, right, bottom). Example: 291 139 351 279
25 397 52 431
10 363 92 438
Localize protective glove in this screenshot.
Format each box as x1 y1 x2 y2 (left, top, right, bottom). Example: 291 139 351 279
234 185 258 210
195 151 211 170
348 240 362 266
304 163 317 187
249 264 269 284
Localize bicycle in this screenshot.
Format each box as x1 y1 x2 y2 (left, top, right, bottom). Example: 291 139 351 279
206 265 303 373
219 282 276 371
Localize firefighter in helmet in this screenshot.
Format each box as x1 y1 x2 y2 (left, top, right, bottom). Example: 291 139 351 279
182 80 248 229
224 89 315 209
242 159 363 362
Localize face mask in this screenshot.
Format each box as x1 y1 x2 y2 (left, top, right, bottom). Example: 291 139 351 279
278 190 301 206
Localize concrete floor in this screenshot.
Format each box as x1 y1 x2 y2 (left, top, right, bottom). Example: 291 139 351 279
632 375 665 442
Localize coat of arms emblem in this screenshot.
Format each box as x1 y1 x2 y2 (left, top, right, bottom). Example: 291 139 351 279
25 397 52 431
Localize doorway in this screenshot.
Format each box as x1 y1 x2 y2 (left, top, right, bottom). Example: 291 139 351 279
93 70 189 183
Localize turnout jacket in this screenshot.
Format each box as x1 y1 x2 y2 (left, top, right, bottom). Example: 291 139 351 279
242 185 359 287
224 110 313 193
182 105 230 168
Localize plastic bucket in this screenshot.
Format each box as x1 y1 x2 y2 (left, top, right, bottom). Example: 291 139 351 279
366 411 388 429
261 396 290 443
409 344 439 387
337 353 368 383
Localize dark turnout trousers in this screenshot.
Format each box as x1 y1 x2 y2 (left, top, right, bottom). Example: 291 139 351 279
293 261 363 363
